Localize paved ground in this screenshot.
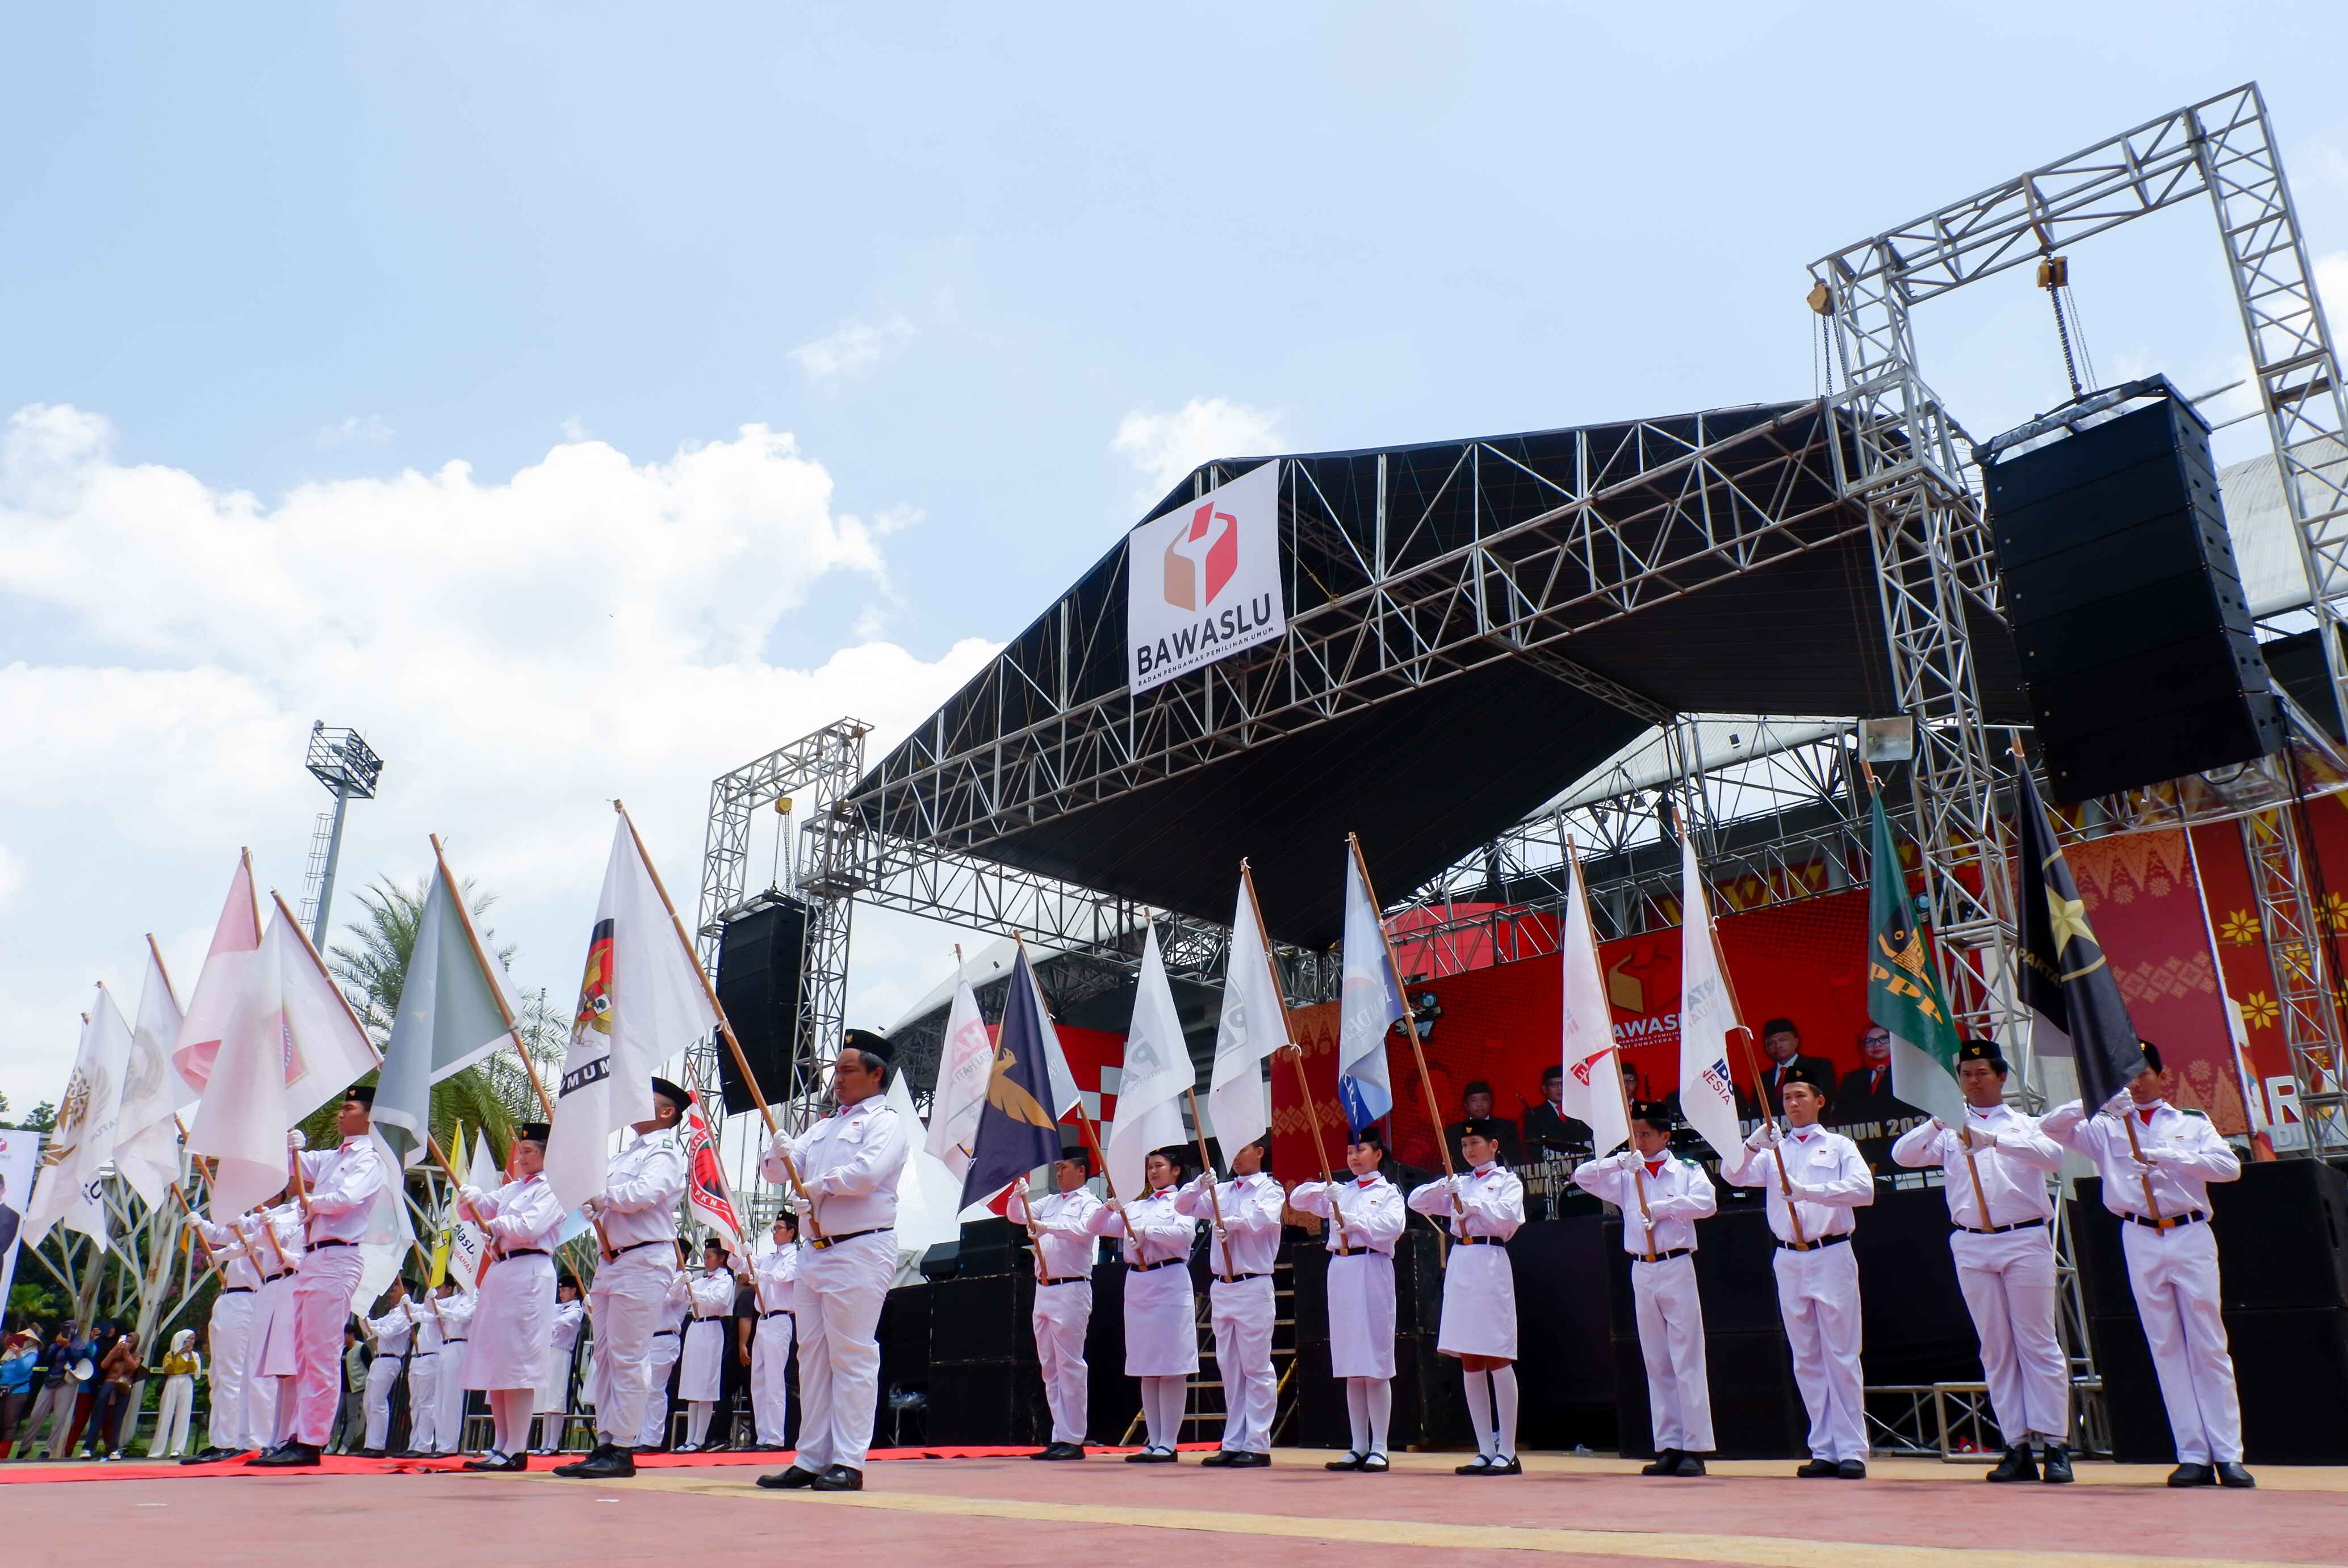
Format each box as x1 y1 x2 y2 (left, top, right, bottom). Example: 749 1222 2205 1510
5 1450 2338 1568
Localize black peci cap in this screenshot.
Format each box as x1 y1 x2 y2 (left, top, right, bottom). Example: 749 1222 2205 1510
650 1077 689 1111
843 1028 893 1064
1777 1062 1833 1099
1628 1099 1677 1130
1762 1017 1798 1038
1956 1040 2007 1072
514 1122 551 1144
2138 1039 2163 1075
345 1084 376 1107
1456 1117 1509 1142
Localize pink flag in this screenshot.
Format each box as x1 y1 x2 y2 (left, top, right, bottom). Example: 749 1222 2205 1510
170 852 265 1102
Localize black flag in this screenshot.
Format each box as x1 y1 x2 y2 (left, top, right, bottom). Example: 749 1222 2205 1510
2013 756 2150 1108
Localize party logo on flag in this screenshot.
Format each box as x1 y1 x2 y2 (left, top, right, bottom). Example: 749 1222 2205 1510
681 1094 742 1246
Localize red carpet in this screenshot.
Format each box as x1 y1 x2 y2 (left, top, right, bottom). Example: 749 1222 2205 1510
0 1441 1219 1485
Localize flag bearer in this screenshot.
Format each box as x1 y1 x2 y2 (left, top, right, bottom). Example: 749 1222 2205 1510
456 1122 564 1470
1084 1146 1202 1464
1007 1143 1103 1460
358 1278 415 1456
434 1280 479 1451
1891 1041 2071 1483
1290 1126 1406 1473
244 1187 305 1453
1724 1067 1874 1479
740 1213 800 1450
1408 1120 1526 1475
1572 1101 1718 1478
2041 1041 2251 1489
1176 1135 1284 1468
400 1282 451 1454
634 1244 691 1449
677 1238 739 1450
185 1202 276 1459
531 1278 586 1454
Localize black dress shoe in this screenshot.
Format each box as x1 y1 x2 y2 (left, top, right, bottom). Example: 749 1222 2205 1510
551 1444 608 1477
1325 1451 1366 1471
1198 1450 1236 1467
1455 1455 1496 1475
2040 1444 2073 1484
2168 1462 2216 1487
246 1442 323 1469
1797 1458 1840 1478
1228 1451 1270 1468
180 1448 238 1465
811 1465 863 1491
2216 1462 2256 1489
1835 1460 1868 1479
1359 1454 1389 1473
1487 1456 1523 1475
557 1447 637 1480
757 1464 822 1490
1125 1447 1177 1464
1671 1454 1707 1477
1640 1450 1678 1477
1035 1442 1086 1460
463 1452 528 1473
1986 1444 2037 1483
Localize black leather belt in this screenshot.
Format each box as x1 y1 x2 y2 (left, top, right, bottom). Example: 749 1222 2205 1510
1635 1247 1694 1263
654 1329 680 1339
411 1351 436 1359
1778 1233 1851 1252
1956 1218 2046 1236
1214 1272 1270 1284
309 1239 353 1250
444 1337 467 1344
220 1286 254 1296
505 1247 549 1258
1041 1276 1087 1286
1454 1235 1502 1246
2127 1210 2209 1231
761 1310 796 1321
1128 1257 1183 1273
807 1227 886 1251
612 1239 670 1257
263 1270 290 1282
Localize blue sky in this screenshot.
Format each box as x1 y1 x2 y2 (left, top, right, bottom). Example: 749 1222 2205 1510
3 3 2346 1110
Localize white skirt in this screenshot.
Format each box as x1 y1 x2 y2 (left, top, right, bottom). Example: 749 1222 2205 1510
1326 1250 1398 1378
1435 1242 1518 1360
462 1253 554 1391
252 1276 300 1379
1121 1264 1199 1377
535 1336 576 1415
677 1317 727 1402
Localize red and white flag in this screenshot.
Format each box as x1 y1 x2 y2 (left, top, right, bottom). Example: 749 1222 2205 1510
170 852 265 1103
112 940 186 1205
681 1093 742 1251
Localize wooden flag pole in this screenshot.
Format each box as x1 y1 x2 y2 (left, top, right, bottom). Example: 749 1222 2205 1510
426 1129 505 1267
1180 1087 1236 1278
1349 834 1465 1217
994 937 1060 1288
613 800 824 1242
1070 1105 1133 1239
1278 1045 1351 1256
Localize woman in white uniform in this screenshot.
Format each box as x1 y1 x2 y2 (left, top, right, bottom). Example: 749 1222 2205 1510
457 1122 565 1470
1408 1119 1526 1475
1290 1126 1406 1472
531 1277 587 1454
677 1239 739 1450
1085 1147 1200 1463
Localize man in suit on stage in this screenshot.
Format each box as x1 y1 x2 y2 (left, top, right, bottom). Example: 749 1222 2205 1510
1741 1019 1836 1120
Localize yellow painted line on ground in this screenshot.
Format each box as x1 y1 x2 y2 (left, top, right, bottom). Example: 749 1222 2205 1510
639 1481 2337 1568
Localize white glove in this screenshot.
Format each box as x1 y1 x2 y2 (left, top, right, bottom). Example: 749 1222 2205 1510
286 1129 308 1152
1781 1181 1814 1202
1618 1149 1649 1173
2133 1145 2176 1168
457 1184 486 1208
2102 1091 2133 1118
579 1197 601 1220
1744 1123 1781 1151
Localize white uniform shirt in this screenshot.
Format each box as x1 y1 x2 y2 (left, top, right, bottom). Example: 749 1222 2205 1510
1407 1160 1526 1241
747 1245 800 1314
404 1297 449 1353
244 1204 304 1276
1174 1171 1284 1277
462 1174 566 1252
1009 1187 1104 1280
435 1293 479 1343
1723 1123 1873 1243
298 1136 392 1246
1890 1103 2064 1227
1085 1187 1199 1267
550 1299 585 1354
2040 1098 2241 1218
1572 1150 1718 1254
687 1270 735 1320
193 1212 271 1290
1289 1172 1407 1255
365 1305 415 1356
594 1130 686 1251
762 1091 906 1234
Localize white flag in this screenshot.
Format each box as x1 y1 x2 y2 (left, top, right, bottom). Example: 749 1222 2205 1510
1206 871 1286 1159
1337 846 1401 1133
1029 955 1083 1124
923 958 992 1185
887 1068 968 1257
1106 925 1191 1204
113 942 186 1206
447 1127 501 1291
170 852 266 1105
1559 850 1631 1158
1675 832 1746 1161
23 987 135 1252
276 892 387 1125
545 816 718 1210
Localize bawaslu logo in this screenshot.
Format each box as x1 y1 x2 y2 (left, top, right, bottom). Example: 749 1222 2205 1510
1126 460 1287 694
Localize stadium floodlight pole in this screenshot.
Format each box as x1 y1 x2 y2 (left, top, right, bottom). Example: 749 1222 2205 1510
302 724 385 949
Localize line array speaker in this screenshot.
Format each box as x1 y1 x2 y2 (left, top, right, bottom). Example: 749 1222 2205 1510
712 898 809 1116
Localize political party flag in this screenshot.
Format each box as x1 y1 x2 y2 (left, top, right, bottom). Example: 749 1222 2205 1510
23 987 135 1252
681 1092 743 1251
545 815 718 1210
112 939 186 1206
1206 867 1287 1159
960 945 1063 1209
1336 842 1401 1135
1106 925 1190 1203
376 850 524 1168
2014 758 2150 1108
446 1123 495 1291
1559 847 1631 1158
887 1067 966 1256
1029 948 1083 1125
1674 831 1746 1160
923 955 992 1185
275 892 388 1126
1867 789 1966 1127
170 851 265 1103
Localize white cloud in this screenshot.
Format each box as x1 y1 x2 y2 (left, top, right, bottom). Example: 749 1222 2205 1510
0 842 22 912
789 315 915 381
2316 251 2348 328
0 406 998 1108
319 414 393 447
1111 397 1285 501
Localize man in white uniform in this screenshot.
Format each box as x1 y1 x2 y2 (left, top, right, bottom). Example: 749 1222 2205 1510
434 1282 479 1452
634 1253 690 1451
1408 1120 1526 1475
2042 1041 2251 1489
1175 1136 1283 1468
1573 1100 1718 1478
554 1075 688 1481
357 1277 415 1457
399 1282 452 1455
251 1086 392 1468
1891 1041 2071 1483
183 1204 276 1460
1007 1143 1103 1460
532 1278 587 1455
677 1238 739 1451
1724 1066 1874 1479
1290 1125 1406 1473
739 1213 800 1450
458 1122 566 1470
242 1192 304 1454
756 1029 906 1494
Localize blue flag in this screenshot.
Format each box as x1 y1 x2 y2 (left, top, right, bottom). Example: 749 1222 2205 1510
1337 841 1401 1135
959 946 1064 1209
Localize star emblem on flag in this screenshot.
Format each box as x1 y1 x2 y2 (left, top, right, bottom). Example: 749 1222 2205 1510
2044 887 2095 956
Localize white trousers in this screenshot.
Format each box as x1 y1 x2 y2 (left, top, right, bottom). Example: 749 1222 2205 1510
588 1250 677 1447
406 1355 442 1452
439 1341 474 1450
291 1248 365 1447
205 1290 262 1451
1031 1281 1092 1445
152 1374 196 1457
363 1356 404 1452
2122 1221 2244 1464
795 1231 895 1472
1632 1253 1714 1453
751 1313 794 1447
1952 1227 2067 1445
1208 1275 1276 1454
636 1332 682 1448
1773 1242 1867 1462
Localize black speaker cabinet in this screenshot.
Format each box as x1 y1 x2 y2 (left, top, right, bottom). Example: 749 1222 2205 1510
925 1361 1053 1447
1983 391 2283 802
928 1269 1037 1368
712 898 809 1116
2092 1304 2348 1464
2073 1160 2348 1317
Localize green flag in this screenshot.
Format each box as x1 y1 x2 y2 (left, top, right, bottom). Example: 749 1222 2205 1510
1866 789 1965 1125
374 859 521 1168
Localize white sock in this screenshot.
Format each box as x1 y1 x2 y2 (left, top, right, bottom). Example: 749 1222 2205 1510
1148 1377 1185 1450
1345 1380 1370 1455
1461 1369 1496 1459
685 1401 713 1447
1367 1379 1391 1458
1491 1365 1519 1460
487 1390 523 1456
